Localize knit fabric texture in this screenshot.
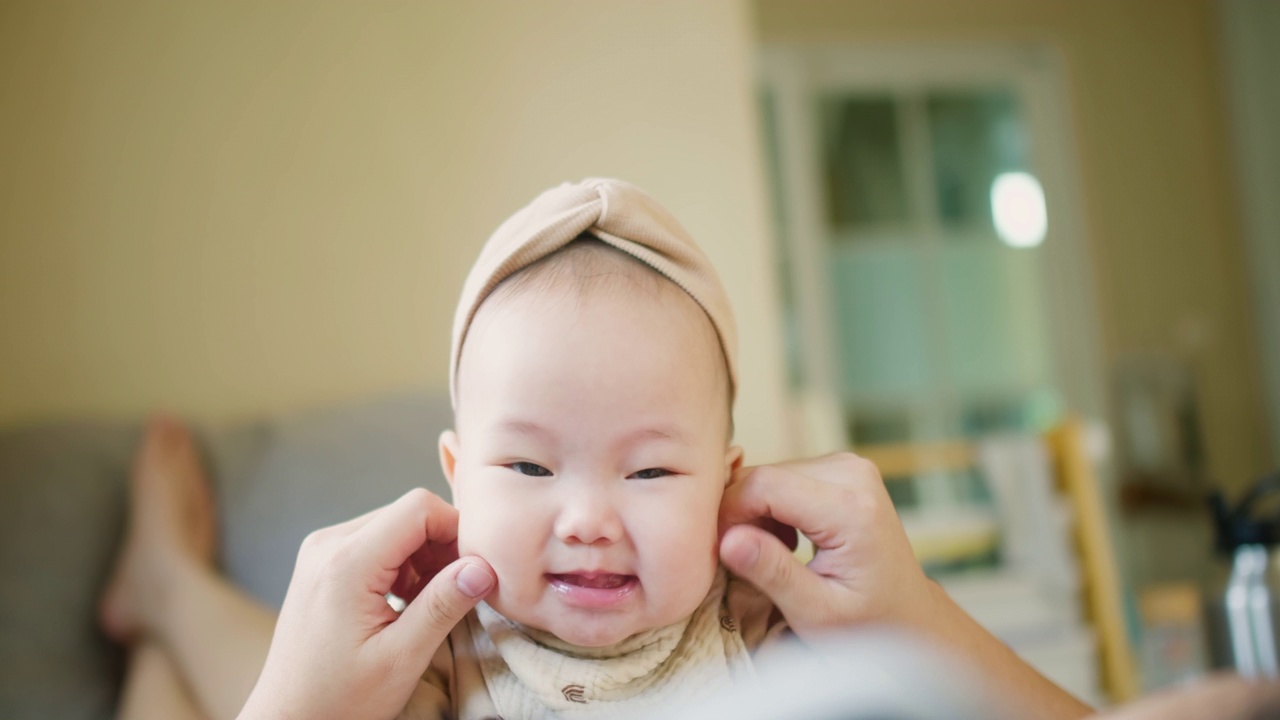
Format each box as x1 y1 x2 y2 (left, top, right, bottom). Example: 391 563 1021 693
448 178 738 408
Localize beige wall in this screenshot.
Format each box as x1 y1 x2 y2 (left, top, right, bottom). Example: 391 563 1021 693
0 1 792 461
1221 0 1280 470
755 0 1273 490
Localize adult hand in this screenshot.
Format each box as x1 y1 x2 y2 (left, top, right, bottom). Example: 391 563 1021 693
718 453 936 640
719 454 1094 719
238 488 496 720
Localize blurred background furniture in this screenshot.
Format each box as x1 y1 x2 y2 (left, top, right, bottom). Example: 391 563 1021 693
3 2 1278 715
0 392 456 720
859 418 1139 706
0 390 1137 718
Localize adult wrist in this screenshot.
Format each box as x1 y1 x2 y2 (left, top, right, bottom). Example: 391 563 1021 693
897 577 955 642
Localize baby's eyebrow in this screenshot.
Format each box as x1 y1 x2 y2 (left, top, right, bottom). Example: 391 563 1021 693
621 426 689 446
495 419 690 446
496 419 551 438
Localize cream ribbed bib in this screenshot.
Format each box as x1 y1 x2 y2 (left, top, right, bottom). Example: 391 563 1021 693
406 569 786 720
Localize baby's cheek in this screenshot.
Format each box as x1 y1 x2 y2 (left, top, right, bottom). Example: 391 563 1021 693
640 517 718 603
455 499 502 561
457 491 539 583
453 513 479 561
459 503 547 621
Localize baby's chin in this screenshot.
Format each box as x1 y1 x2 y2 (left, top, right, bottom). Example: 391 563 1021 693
485 594 639 647
547 619 639 648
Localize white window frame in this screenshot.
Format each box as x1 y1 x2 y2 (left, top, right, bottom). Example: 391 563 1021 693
758 43 1106 451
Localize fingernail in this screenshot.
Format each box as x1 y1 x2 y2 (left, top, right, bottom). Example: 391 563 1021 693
456 563 494 598
725 534 759 569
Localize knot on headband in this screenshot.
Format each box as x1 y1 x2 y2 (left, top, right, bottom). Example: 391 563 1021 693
449 178 737 408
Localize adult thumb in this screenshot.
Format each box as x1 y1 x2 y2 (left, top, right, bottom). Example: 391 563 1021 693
720 524 823 620
388 557 495 655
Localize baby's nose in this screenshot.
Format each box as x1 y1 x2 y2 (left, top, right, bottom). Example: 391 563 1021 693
553 485 624 546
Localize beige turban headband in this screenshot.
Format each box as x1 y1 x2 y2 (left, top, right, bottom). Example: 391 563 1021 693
449 177 737 409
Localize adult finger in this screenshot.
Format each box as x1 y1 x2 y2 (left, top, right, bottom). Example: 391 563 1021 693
408 538 459 579
384 556 496 659
390 557 422 602
718 465 852 547
755 517 800 552
719 524 826 620
351 488 459 576
391 537 460 602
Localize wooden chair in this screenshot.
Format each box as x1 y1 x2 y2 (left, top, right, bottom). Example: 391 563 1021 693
856 417 1140 703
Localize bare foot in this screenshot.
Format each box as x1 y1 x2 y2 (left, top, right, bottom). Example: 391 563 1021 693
99 416 218 643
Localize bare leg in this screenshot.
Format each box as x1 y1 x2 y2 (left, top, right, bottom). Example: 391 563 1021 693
101 417 276 720
117 643 205 720
153 557 276 720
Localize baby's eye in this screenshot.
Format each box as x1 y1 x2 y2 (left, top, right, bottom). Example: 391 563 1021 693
628 468 672 480
508 461 552 477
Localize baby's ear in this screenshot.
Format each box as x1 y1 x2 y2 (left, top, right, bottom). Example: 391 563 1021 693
724 445 744 486
438 430 461 491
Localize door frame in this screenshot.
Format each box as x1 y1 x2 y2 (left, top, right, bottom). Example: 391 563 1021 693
1220 0 1280 464
758 42 1107 446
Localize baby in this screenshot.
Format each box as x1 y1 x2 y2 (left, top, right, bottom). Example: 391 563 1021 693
403 179 787 719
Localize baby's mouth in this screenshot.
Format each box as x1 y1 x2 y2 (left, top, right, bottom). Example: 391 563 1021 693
545 572 640 608
549 573 635 589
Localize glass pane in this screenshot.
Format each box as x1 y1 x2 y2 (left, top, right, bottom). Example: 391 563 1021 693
848 408 912 445
820 96 910 231
829 243 933 401
927 91 1031 233
885 479 919 508
938 243 1053 394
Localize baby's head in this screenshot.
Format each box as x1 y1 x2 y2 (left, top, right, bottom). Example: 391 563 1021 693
439 180 742 647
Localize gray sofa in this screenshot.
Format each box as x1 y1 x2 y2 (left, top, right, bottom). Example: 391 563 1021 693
0 392 456 720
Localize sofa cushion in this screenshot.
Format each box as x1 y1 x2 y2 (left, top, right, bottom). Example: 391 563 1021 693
0 419 267 720
222 392 454 608
0 390 453 719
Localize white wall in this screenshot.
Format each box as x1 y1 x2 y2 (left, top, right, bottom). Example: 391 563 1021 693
0 1 793 462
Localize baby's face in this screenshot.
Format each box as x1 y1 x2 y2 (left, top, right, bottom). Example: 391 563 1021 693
442 282 739 647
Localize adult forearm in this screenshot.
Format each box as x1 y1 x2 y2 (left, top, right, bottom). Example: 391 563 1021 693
916 581 1094 720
